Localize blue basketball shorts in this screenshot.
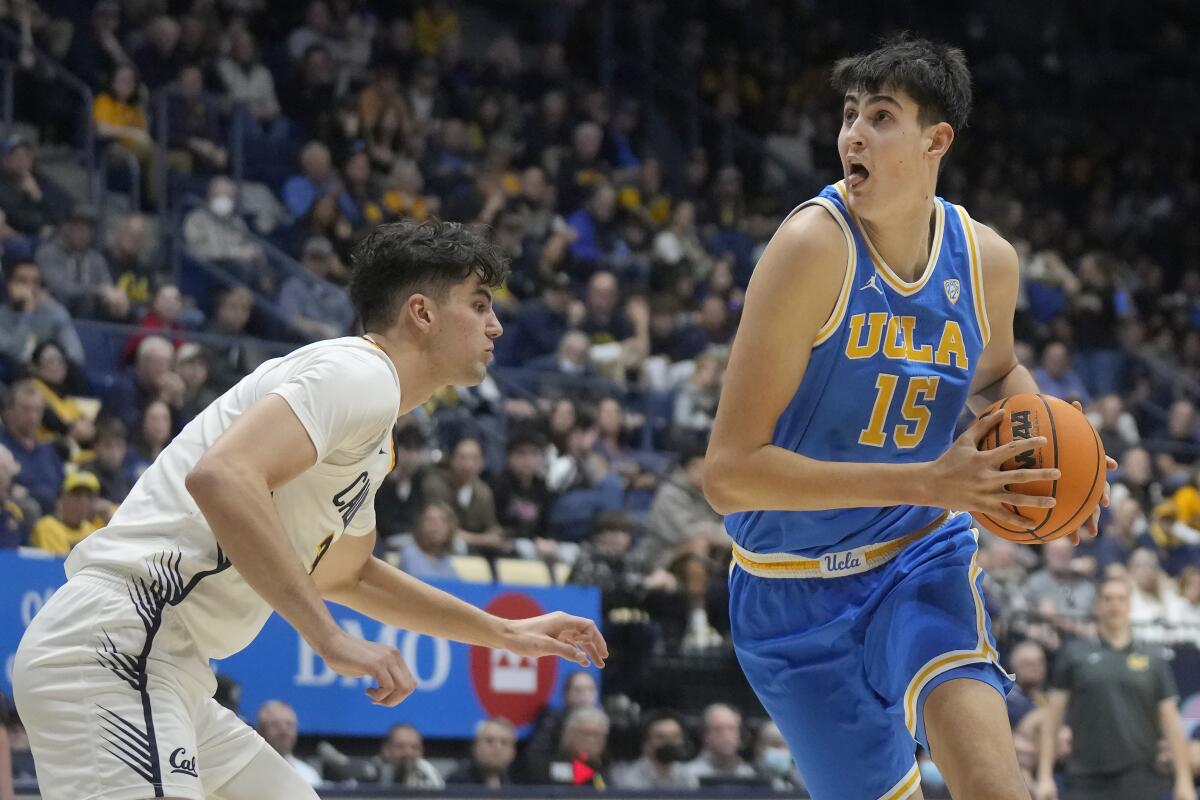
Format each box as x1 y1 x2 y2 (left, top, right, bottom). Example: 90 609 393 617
729 513 1012 800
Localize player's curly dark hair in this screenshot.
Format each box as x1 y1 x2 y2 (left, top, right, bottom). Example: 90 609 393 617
831 33 973 132
349 218 510 330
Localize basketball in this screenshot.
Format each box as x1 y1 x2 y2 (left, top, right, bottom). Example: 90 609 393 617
974 393 1106 544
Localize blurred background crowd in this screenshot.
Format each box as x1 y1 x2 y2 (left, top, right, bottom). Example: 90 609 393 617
0 0 1199 796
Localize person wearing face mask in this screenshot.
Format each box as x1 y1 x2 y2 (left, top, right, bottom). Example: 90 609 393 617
753 720 803 792
612 711 698 790
182 176 268 289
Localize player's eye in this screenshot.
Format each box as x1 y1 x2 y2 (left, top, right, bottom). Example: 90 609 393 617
843 109 856 123
874 111 891 122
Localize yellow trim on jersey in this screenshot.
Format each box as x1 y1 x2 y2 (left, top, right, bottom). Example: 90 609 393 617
834 181 945 296
877 761 921 800
955 205 991 347
800 197 858 347
731 511 950 579
901 528 1001 737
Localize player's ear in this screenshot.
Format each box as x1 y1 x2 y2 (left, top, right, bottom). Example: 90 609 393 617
926 121 954 160
405 292 435 333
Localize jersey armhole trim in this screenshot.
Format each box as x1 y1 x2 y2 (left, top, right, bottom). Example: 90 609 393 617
956 205 991 347
793 197 857 348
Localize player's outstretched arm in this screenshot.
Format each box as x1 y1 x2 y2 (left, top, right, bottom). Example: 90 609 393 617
703 207 1057 523
1034 689 1068 800
314 531 607 667
186 394 416 706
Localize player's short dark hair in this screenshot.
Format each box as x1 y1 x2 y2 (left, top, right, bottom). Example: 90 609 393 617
349 219 510 330
831 33 972 132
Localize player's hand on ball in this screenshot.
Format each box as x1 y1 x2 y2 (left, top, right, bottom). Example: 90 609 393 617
927 407 1060 528
317 630 416 706
502 612 608 669
1068 400 1118 545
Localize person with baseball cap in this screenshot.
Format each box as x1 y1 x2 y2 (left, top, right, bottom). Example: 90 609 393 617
29 471 110 555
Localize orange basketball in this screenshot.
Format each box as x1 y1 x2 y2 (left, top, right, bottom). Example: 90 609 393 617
974 393 1106 544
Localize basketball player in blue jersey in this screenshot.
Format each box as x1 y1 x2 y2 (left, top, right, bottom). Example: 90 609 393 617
705 35 1114 800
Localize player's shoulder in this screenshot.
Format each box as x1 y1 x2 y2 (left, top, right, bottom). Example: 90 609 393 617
750 203 848 293
968 217 1019 278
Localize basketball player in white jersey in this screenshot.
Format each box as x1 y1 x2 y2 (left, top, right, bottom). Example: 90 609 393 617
13 220 608 800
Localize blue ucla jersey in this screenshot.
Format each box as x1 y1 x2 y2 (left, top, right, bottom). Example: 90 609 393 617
725 181 990 557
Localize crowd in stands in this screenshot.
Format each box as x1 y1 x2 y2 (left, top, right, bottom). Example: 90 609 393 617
1 0 1200 795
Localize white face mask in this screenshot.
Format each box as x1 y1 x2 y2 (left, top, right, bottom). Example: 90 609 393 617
209 195 235 217
760 747 792 775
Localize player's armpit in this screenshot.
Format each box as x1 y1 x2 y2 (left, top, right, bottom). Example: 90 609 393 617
703 205 846 512
313 529 376 602
189 394 318 491
965 224 1038 414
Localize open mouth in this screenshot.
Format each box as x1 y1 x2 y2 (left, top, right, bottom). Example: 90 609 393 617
847 163 870 188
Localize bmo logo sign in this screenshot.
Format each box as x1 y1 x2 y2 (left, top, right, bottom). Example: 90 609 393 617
469 593 557 726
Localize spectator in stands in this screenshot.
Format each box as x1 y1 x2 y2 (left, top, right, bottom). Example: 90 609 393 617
1113 447 1159 511
371 723 444 788
183 178 269 291
672 348 725 444
578 271 648 378
278 236 355 341
684 703 756 784
653 201 712 278
522 671 599 781
1157 399 1200 481
92 63 152 187
1088 394 1140 463
1007 639 1050 730
569 510 677 606
165 64 227 176
283 142 342 222
29 471 107 555
611 710 698 790
546 411 624 541
358 62 412 169
753 720 802 792
1128 548 1178 643
176 343 220 423
424 436 508 554
205 286 270 389
35 203 117 320
0 380 64 514
1171 567 1200 648
530 707 611 787
28 340 94 449
131 15 184 91
1032 341 1090 406
126 282 186 356
1037 577 1195 800
101 335 181 433
446 717 517 787
558 122 609 215
288 1 339 61
0 258 83 370
256 700 321 788
638 438 724 568
492 433 550 541
103 214 151 315
123 399 173 481
1070 252 1126 397
375 425 433 541
0 445 28 548
66 1 130 92
81 418 131 504
528 330 599 399
340 150 386 233
216 28 287 142
282 45 338 143
1022 536 1097 638
566 183 621 279
509 271 576 366
396 501 459 580
0 134 70 236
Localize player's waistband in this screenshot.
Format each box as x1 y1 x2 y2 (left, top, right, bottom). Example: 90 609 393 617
731 510 953 579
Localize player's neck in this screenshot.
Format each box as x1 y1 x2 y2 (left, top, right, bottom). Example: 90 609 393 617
857 195 938 283
1098 624 1131 649
362 330 439 415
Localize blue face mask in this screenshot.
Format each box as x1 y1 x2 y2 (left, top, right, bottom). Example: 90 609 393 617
919 758 945 789
760 747 793 776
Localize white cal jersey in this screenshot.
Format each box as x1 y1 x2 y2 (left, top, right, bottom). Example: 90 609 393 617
65 336 401 661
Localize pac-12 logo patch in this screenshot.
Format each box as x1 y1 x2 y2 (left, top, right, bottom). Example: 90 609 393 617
943 278 961 304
